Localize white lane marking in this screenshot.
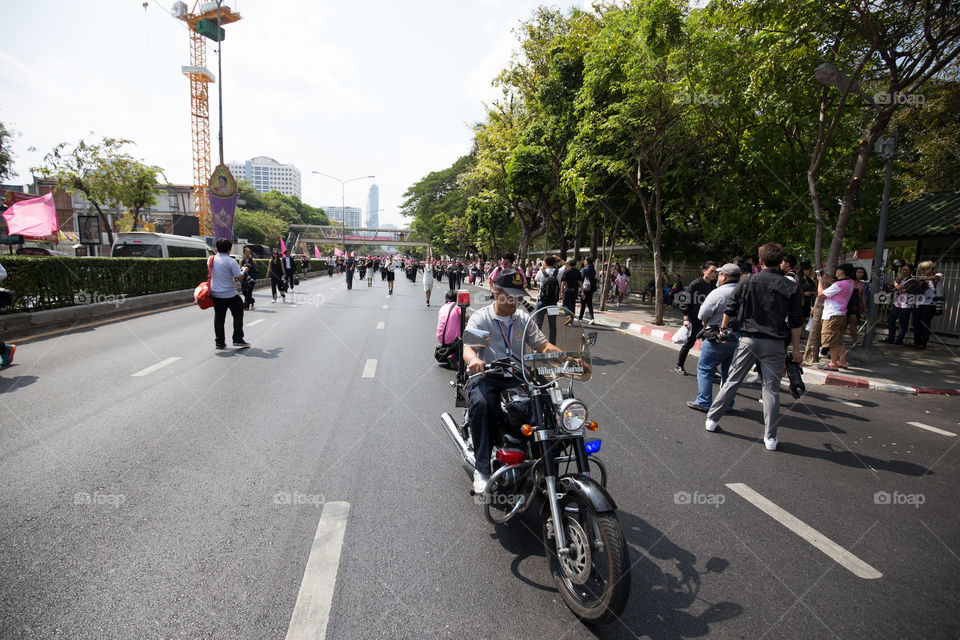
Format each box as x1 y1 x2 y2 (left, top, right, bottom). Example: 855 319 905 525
825 396 861 408
247 319 264 327
726 483 882 579
907 421 957 437
361 359 377 378
284 501 351 640
376 322 385 329
131 357 180 377
382 304 388 309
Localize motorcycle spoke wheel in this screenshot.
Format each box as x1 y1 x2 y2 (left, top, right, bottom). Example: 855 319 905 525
543 494 631 624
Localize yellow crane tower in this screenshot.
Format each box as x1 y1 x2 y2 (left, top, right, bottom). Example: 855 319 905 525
170 1 241 237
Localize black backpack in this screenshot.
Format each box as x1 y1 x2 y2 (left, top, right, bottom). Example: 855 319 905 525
540 270 560 305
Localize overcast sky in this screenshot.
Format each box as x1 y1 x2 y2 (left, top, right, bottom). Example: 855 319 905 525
1 0 586 228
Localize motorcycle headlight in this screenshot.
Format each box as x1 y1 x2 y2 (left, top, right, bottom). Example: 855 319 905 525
557 399 588 433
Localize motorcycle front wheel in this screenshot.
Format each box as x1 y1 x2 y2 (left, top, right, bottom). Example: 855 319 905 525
543 492 630 625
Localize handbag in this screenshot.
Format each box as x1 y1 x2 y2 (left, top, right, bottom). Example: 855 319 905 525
194 256 215 310
434 305 461 367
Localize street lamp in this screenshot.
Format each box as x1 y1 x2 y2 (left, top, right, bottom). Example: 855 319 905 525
312 171 375 258
814 63 893 351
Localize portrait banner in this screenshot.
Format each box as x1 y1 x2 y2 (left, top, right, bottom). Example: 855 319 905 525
208 164 238 240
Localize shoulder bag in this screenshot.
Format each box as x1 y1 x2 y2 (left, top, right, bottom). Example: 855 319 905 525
194 256 215 310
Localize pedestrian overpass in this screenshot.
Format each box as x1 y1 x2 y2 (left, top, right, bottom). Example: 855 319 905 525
288 224 428 248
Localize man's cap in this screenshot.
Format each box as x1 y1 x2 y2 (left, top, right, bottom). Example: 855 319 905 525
493 268 527 298
718 263 741 277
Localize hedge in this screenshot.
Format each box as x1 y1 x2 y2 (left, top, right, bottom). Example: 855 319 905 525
0 256 326 314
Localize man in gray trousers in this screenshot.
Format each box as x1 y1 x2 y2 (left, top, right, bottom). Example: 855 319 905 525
704 243 803 450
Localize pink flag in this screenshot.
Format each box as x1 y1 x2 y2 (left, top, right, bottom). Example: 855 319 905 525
314 245 322 258
2 193 59 237
334 247 343 257
280 237 287 254
350 251 355 257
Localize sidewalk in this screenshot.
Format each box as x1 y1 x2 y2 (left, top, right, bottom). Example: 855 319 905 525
580 292 960 396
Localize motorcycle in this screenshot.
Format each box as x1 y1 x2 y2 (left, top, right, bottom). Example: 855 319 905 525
440 303 631 624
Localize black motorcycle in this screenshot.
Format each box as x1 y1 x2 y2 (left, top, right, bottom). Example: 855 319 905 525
441 305 631 624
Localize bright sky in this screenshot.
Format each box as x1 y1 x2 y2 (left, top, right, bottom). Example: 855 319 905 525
1 0 587 229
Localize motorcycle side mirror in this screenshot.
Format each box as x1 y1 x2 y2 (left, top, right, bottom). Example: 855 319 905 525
463 329 490 348
584 331 598 347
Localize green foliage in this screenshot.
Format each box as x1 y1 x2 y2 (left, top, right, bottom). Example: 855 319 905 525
0 121 16 182
234 208 288 245
891 80 960 203
400 154 476 257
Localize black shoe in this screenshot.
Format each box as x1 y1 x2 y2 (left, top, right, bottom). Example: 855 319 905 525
674 365 688 376
233 340 251 349
687 401 708 413
215 343 227 350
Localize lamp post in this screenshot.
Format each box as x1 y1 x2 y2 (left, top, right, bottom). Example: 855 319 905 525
813 62 894 352
312 171 375 258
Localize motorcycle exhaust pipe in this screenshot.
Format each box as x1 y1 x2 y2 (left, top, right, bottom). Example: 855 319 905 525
441 412 476 469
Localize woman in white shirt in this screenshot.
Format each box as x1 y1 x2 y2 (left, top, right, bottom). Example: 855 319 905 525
423 258 434 307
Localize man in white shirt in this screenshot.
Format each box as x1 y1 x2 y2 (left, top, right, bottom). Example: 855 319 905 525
211 238 251 349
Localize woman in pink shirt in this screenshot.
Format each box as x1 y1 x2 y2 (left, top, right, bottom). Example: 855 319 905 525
436 290 467 344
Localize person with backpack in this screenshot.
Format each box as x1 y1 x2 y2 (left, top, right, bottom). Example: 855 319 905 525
535 255 561 312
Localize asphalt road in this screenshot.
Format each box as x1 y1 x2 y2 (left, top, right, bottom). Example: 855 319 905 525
0 271 957 639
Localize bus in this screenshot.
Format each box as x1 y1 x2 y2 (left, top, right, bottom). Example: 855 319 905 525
111 233 215 258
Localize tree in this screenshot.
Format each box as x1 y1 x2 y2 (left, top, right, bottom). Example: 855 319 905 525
0 121 16 182
108 157 164 231
891 79 960 202
400 154 475 257
233 208 288 245
33 137 145 246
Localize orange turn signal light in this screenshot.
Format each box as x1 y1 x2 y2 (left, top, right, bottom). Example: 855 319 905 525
521 424 534 437
586 421 599 431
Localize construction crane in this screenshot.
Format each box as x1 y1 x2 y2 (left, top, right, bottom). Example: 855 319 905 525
170 1 242 237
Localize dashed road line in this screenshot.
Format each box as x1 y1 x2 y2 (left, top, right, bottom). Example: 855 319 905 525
284 501 351 640
361 359 377 378
382 304 389 309
247 319 264 327
726 482 882 579
907 421 957 437
376 322 385 329
825 396 861 408
131 357 181 378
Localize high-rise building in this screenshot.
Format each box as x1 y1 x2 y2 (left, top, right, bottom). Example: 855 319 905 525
366 184 379 228
323 206 363 228
226 156 302 198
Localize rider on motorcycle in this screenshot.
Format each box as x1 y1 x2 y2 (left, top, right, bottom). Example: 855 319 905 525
463 268 563 493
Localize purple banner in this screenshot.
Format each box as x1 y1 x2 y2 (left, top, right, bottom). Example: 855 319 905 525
208 163 239 239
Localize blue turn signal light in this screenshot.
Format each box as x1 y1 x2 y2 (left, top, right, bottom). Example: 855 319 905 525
585 439 601 454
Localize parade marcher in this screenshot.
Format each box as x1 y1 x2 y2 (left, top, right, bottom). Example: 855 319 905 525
676 261 718 376
447 261 458 291
239 246 259 310
423 258 434 307
560 258 581 313
358 259 367 283
327 255 335 277
283 250 296 291
704 243 803 451
367 259 374 287
386 256 396 294
210 238 250 349
345 254 356 290
687 263 740 412
268 248 286 303
0 260 16 367
462 269 562 493
579 256 597 324
301 256 309 280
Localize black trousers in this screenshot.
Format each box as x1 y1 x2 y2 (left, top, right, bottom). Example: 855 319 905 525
466 375 521 477
285 269 295 289
678 317 703 368
346 270 354 289
241 283 254 308
562 292 578 314
212 295 244 345
915 304 936 346
579 291 594 320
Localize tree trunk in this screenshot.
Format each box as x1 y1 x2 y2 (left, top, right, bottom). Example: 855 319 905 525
598 210 624 313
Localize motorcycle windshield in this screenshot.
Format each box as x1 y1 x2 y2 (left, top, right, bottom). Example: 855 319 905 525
520 305 592 384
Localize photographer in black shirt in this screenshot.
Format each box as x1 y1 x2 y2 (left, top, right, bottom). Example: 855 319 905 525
704 243 803 451
675 261 717 375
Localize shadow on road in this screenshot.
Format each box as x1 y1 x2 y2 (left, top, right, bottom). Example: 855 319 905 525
215 347 284 359
0 374 39 393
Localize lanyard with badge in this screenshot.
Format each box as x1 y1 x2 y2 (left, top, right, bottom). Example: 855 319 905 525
495 319 514 358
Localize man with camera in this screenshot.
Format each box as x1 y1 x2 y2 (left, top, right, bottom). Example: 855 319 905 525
462 269 562 493
704 243 803 451
675 261 718 376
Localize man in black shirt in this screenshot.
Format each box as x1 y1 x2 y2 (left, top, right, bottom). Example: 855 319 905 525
704 243 803 451
675 261 717 375
560 258 581 313
579 256 598 324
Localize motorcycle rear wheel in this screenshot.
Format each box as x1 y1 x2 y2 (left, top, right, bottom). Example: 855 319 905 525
543 492 630 625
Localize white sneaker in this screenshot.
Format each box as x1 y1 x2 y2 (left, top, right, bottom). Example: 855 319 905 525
473 470 489 494
764 437 778 451
589 318 596 325
705 419 718 432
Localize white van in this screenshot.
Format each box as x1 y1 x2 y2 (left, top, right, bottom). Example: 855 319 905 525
111 232 215 258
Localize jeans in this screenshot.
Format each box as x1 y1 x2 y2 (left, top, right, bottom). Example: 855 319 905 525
887 306 913 342
466 375 521 476
212 295 244 345
695 337 737 409
677 317 703 369
708 336 786 441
